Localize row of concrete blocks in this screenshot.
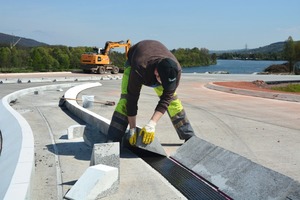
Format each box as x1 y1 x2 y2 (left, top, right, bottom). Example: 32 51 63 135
0 75 122 84
61 82 119 199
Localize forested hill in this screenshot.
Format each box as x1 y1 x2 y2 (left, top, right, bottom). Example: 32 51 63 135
211 42 286 54
0 32 48 47
238 42 285 54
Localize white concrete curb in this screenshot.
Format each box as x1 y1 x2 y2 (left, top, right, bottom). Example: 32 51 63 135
63 82 112 135
0 83 83 200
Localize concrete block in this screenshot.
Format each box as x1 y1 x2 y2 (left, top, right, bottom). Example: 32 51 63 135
171 136 217 167
90 142 120 169
65 164 118 200
83 125 107 147
123 129 167 157
67 125 86 139
171 136 300 200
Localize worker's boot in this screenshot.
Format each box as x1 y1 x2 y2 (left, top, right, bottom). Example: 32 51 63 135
107 111 128 142
170 109 195 141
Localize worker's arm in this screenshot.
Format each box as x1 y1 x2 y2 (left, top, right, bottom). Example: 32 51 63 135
128 116 136 129
128 111 163 130
150 111 163 124
128 116 137 145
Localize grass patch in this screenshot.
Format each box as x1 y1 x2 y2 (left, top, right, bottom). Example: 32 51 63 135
271 84 300 93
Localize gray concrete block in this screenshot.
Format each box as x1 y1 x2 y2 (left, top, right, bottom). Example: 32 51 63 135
67 125 86 139
65 164 118 200
82 124 107 147
171 136 217 167
90 142 120 169
171 136 300 200
135 134 167 157
123 129 167 157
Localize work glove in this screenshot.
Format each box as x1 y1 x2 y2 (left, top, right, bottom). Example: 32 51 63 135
129 128 137 146
140 120 156 144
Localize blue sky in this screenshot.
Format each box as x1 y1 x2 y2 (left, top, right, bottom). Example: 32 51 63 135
1 0 299 50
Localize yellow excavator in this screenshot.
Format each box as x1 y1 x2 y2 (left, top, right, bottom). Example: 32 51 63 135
80 39 131 74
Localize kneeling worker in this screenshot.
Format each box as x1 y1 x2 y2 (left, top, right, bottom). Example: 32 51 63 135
107 40 195 145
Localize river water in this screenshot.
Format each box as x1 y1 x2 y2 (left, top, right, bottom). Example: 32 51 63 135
182 59 286 74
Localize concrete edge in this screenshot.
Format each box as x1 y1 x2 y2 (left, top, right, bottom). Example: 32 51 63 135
0 82 84 200
205 82 300 102
0 74 122 84
63 82 113 135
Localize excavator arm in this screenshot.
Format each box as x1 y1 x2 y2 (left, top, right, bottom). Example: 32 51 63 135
102 40 131 57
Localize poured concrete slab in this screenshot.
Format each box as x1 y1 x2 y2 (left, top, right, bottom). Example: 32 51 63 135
171 136 300 200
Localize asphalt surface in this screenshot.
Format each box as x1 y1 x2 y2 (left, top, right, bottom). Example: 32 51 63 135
1 72 300 199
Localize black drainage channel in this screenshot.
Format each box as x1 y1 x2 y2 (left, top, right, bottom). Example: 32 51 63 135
129 147 232 200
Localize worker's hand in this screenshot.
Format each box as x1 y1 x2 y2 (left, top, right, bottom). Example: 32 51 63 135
140 120 156 144
129 128 137 146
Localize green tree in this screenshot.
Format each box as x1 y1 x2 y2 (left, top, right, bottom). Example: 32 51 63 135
51 47 70 70
110 51 127 71
211 53 217 64
0 47 11 71
69 47 86 69
18 49 31 71
171 47 215 67
10 48 21 69
294 41 300 61
30 47 52 71
283 36 295 72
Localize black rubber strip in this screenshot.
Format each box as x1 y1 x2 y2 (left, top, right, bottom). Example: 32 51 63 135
130 147 232 200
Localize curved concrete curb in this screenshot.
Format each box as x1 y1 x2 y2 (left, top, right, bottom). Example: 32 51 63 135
63 82 112 135
0 83 83 200
205 82 300 102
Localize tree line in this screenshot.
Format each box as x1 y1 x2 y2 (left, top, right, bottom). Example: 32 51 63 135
218 52 283 60
0 44 217 73
171 47 217 67
0 36 298 73
0 45 91 72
